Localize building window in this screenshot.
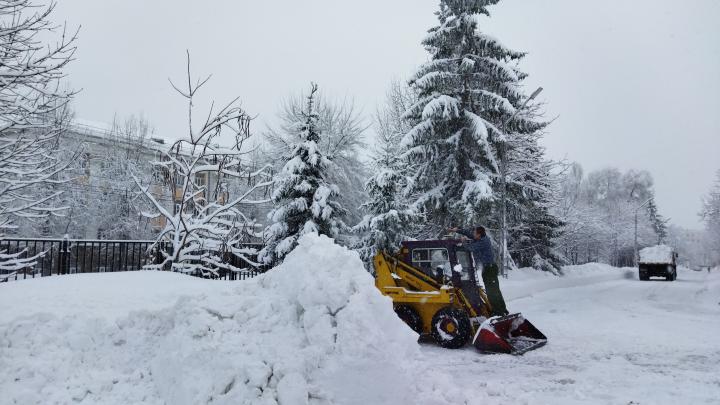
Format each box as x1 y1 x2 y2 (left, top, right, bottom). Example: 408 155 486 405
196 173 207 187
80 153 90 170
152 167 165 184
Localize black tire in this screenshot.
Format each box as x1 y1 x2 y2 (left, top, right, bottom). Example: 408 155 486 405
430 307 472 349
394 305 423 334
639 273 648 281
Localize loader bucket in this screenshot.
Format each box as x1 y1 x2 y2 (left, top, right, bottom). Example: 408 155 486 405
472 313 547 355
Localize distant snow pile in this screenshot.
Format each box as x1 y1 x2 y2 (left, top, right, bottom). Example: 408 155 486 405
639 244 674 264
0 234 471 405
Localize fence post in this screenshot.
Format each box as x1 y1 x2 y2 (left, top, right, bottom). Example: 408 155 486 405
59 237 70 275
154 242 165 270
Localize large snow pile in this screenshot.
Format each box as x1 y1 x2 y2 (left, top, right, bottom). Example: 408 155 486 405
639 244 674 264
0 234 472 405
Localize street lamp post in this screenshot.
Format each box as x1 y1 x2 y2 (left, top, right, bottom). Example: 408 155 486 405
499 87 543 278
634 197 653 267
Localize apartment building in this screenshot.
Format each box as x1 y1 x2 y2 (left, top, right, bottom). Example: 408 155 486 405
22 120 272 240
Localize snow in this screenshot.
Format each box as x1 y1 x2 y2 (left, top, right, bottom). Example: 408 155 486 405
502 262 633 301
70 118 173 150
2 243 718 404
422 263 720 404
421 95 460 121
0 234 467 404
639 244 674 264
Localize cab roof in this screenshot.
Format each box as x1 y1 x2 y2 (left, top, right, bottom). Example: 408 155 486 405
401 239 466 250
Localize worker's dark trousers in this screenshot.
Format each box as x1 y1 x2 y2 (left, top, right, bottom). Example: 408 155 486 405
482 263 509 316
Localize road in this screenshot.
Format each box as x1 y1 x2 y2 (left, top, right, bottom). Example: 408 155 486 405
419 266 720 405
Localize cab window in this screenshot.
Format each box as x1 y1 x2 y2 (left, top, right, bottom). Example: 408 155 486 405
456 250 472 269
412 248 450 276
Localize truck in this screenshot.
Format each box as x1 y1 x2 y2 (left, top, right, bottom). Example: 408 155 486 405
638 245 678 281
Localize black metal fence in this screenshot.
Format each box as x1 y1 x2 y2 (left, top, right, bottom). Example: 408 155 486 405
0 238 263 282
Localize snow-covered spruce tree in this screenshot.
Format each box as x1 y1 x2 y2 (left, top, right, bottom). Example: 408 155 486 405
502 114 565 271
263 88 367 228
645 197 668 244
259 84 347 265
0 0 78 274
402 0 546 239
134 53 272 276
354 81 421 262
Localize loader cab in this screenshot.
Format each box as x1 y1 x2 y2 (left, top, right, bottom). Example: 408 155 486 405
400 240 476 282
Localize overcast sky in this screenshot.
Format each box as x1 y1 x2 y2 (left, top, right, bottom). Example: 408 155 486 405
53 0 720 229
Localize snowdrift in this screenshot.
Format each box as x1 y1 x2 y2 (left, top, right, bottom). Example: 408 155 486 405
0 234 472 405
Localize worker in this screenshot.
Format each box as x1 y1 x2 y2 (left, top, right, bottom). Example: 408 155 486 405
448 226 509 317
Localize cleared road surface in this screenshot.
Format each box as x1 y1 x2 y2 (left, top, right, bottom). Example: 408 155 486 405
420 266 720 404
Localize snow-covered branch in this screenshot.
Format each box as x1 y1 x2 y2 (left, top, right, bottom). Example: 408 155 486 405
135 53 271 276
0 0 78 272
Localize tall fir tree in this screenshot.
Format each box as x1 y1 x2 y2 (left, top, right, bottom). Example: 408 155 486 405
504 126 565 270
259 84 347 264
401 0 546 237
645 197 667 244
354 82 421 261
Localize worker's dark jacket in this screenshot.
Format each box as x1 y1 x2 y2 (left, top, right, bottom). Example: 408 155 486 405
458 229 495 265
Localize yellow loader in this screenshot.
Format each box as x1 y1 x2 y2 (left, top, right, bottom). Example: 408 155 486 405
374 239 546 354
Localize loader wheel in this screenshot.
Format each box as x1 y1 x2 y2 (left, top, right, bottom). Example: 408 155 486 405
430 307 472 349
394 305 423 334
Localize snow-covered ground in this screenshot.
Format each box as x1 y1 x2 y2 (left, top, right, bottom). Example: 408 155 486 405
420 263 720 404
0 235 461 405
1 239 719 404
